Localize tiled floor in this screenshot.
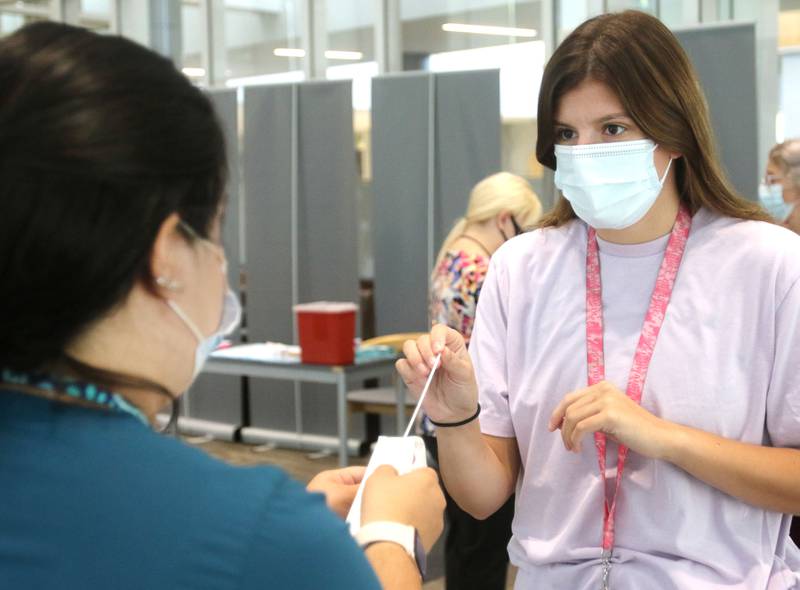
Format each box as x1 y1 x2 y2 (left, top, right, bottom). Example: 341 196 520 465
188 438 515 589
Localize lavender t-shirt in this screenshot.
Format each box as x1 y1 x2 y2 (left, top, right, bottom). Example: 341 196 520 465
471 208 800 589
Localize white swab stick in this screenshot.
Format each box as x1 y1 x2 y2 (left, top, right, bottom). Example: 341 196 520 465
403 353 442 437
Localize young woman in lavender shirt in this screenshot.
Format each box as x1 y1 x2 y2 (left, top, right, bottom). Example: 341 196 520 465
399 11 800 590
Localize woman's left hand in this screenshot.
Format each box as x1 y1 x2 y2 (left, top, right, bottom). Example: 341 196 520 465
306 466 366 519
548 381 675 459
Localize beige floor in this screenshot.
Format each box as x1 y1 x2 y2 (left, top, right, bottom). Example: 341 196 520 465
189 438 515 589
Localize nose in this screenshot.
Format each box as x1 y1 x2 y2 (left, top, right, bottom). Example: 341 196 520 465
574 127 604 146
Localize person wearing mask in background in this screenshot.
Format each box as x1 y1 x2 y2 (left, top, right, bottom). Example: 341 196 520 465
0 22 444 590
400 11 800 589
425 172 541 590
763 139 800 548
761 139 800 234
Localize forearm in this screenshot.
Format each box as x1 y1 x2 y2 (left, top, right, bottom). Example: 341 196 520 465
663 422 800 514
364 543 421 590
436 421 517 519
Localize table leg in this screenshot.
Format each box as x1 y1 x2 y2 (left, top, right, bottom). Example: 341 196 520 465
336 372 348 467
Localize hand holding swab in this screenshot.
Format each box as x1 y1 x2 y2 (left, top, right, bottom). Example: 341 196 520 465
403 353 441 437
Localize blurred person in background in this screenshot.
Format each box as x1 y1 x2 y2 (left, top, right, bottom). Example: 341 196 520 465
761 139 800 233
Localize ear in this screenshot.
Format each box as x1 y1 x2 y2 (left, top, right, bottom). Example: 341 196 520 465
496 210 511 225
149 213 187 295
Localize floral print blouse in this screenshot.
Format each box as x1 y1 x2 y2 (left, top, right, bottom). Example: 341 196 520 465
429 250 490 347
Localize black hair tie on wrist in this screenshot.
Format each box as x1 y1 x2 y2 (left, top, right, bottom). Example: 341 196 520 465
429 404 481 428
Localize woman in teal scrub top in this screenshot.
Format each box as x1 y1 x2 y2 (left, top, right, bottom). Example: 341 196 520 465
0 22 444 590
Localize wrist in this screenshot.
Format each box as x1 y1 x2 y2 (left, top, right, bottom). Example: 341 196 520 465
355 521 426 579
657 420 690 463
429 403 481 428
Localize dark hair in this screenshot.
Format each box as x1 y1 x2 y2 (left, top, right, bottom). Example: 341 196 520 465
0 23 227 400
535 11 771 228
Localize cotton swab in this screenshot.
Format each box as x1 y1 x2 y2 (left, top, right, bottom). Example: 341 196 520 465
403 353 442 437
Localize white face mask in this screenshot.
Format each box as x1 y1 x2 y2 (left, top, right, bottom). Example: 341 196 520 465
554 138 673 230
164 227 242 380
758 182 794 222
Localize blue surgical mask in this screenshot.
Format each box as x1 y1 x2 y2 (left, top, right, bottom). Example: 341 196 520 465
758 182 794 222
554 139 673 230
167 288 241 379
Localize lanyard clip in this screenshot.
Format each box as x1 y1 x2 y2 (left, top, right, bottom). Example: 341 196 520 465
600 550 612 590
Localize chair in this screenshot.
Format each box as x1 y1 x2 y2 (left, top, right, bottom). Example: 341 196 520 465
347 332 424 452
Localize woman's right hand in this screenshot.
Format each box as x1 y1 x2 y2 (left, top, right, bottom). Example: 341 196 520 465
361 465 446 551
395 324 479 424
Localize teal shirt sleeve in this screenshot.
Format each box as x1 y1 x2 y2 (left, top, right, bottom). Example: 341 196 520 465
239 474 381 590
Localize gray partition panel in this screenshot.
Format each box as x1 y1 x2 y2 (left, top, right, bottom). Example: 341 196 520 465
297 81 360 305
372 71 502 336
209 89 243 285
435 70 501 246
243 82 361 437
372 74 433 335
184 89 243 424
675 23 759 200
242 84 297 430
296 81 361 436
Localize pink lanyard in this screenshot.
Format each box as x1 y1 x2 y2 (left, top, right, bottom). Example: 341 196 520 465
585 205 692 588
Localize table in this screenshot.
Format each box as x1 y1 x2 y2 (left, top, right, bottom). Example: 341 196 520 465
202 355 403 466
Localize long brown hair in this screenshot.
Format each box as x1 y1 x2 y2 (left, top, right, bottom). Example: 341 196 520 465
535 10 770 228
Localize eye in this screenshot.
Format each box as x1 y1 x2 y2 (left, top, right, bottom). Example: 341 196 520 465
556 127 576 142
604 123 626 137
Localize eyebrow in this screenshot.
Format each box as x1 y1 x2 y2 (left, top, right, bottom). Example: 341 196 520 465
553 113 633 127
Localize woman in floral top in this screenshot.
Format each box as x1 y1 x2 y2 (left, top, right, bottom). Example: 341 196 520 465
426 172 542 590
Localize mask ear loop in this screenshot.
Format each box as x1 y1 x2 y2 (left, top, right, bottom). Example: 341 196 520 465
652 144 674 187
166 299 204 343
658 157 674 186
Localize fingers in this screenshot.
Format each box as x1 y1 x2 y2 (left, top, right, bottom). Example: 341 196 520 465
402 338 426 375
561 400 603 452
334 466 367 485
404 466 440 487
548 387 593 431
370 464 400 481
417 336 436 369
569 414 607 453
431 324 466 356
395 358 425 392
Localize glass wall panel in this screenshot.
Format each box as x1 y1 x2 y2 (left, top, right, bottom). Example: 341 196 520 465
659 0 699 27
223 0 304 84
605 0 655 13
0 1 50 37
397 1 545 197
399 0 541 69
180 0 305 86
324 3 377 281
80 0 113 31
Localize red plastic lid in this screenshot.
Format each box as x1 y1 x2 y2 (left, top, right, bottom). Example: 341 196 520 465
293 301 358 314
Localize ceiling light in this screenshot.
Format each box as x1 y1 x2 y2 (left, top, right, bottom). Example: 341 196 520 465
181 67 206 78
441 23 537 38
325 50 363 61
274 48 306 58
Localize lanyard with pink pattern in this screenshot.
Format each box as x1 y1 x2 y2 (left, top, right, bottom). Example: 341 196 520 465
585 204 692 589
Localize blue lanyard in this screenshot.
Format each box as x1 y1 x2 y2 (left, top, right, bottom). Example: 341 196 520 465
1 367 149 426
